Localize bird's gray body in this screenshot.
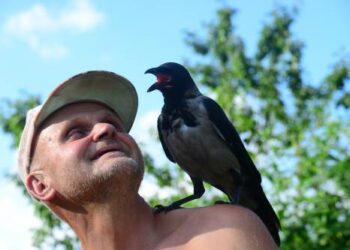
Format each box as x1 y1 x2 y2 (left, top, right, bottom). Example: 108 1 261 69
159 96 240 199
146 62 280 245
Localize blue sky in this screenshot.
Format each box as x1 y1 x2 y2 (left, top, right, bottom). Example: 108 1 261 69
0 0 349 249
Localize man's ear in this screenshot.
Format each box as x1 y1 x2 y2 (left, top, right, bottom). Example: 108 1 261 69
26 172 56 201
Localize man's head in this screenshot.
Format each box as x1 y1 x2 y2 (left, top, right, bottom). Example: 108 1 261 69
17 71 143 207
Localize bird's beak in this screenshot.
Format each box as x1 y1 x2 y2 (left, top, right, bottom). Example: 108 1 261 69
147 82 159 92
145 66 173 92
145 67 160 92
145 67 157 75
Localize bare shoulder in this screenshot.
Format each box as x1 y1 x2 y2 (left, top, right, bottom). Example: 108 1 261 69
156 205 279 250
197 204 272 230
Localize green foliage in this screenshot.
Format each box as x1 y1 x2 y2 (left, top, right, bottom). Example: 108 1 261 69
0 94 40 148
184 6 350 249
1 5 349 250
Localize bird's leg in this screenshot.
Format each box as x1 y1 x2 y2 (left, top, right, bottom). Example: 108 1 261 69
154 177 205 213
230 186 241 204
214 169 243 205
229 169 243 204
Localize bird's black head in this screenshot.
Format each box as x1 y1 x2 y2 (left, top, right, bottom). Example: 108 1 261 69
145 62 198 98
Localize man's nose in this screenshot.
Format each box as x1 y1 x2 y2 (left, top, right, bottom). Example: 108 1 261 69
92 123 117 141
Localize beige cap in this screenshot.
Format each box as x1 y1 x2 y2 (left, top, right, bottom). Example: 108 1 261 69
17 70 138 182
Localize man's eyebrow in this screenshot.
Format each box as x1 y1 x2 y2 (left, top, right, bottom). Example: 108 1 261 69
55 110 122 129
101 111 126 129
101 110 121 121
62 116 85 125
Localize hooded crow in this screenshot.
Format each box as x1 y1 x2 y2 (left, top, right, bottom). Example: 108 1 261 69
146 62 280 245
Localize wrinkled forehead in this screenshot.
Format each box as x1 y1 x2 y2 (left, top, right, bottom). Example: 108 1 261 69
38 101 122 131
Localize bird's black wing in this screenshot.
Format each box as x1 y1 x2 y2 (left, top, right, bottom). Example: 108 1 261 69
157 116 176 163
202 97 261 182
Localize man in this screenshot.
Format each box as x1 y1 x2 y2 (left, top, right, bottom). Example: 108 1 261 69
18 70 279 249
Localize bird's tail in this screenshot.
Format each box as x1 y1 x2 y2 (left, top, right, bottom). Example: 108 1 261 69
239 185 281 246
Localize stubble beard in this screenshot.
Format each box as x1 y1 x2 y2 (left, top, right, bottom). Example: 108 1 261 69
67 157 144 204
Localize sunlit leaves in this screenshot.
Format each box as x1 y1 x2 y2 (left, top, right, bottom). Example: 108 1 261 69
1 4 349 250
184 5 350 249
0 94 40 147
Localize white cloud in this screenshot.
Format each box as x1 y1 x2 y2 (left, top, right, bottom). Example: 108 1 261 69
3 0 104 59
60 0 103 32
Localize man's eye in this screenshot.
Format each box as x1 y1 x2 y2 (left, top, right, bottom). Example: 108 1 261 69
67 128 87 140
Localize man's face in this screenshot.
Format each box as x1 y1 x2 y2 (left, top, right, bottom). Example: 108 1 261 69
31 102 144 203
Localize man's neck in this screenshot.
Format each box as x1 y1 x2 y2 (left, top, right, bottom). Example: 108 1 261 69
68 195 157 250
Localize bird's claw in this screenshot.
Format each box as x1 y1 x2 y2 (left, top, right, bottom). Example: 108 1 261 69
214 200 230 205
153 204 183 213
153 205 168 213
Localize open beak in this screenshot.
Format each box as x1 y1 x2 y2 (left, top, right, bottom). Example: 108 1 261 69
147 82 159 92
145 67 159 92
145 67 172 92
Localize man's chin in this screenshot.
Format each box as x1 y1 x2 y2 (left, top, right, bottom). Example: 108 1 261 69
62 158 143 204
92 157 142 176
91 159 143 194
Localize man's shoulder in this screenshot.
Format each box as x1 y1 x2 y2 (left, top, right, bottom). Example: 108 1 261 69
180 204 265 233
156 205 278 250
191 203 257 221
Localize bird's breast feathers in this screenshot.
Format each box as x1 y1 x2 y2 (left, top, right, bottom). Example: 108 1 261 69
159 97 240 177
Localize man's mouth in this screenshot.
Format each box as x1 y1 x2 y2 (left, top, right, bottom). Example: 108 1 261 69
91 145 123 160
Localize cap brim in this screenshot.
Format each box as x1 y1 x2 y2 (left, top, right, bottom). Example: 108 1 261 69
35 71 138 132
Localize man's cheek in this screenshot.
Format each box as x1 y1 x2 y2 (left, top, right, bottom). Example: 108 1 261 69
120 134 139 156
65 140 91 162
